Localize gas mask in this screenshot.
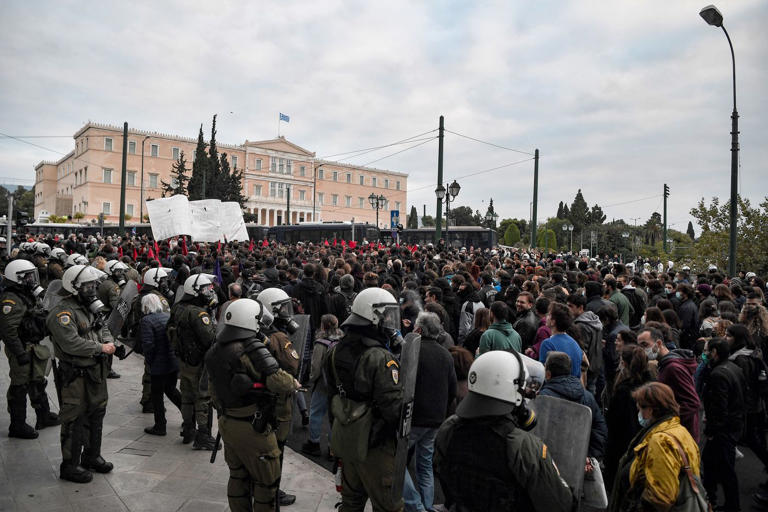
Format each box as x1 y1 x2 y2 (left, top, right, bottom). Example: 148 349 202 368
113 270 127 287
19 270 44 298
514 400 537 431
78 281 105 314
273 300 298 334
200 284 218 308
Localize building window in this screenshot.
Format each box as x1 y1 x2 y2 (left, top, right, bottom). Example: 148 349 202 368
126 204 134 217
372 177 377 187
270 183 276 197
127 171 136 187
384 179 389 189
345 196 351 207
103 168 113 184
256 158 262 170
359 197 364 208
395 201 401 211
102 202 111 215
129 141 136 154
278 158 284 173
232 155 238 168
172 147 180 161
299 190 306 200
286 160 292 174
104 137 113 152
396 180 401 190
332 171 338 182
151 144 159 157
332 194 338 206
253 184 262 196
346 173 352 183
318 168 324 180
299 165 306 177
147 174 157 188
359 175 364 186
318 193 324 205
271 158 277 172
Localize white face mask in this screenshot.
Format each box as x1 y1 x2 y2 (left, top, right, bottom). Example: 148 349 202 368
644 345 658 361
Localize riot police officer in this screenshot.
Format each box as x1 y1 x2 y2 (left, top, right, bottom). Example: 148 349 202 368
325 287 404 512
46 264 116 483
99 260 129 379
206 298 299 512
167 273 218 449
256 287 301 507
64 253 88 269
0 259 59 439
237 261 263 299
31 242 52 289
433 351 574 512
49 247 67 281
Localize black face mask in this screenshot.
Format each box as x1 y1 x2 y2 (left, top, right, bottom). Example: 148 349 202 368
277 317 299 334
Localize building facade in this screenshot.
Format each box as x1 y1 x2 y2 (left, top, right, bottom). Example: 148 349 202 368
34 122 407 229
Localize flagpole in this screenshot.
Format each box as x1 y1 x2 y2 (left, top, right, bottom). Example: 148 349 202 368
277 116 280 137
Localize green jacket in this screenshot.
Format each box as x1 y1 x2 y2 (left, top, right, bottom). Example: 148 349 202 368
478 321 522 354
0 288 47 357
610 290 633 326
97 277 122 313
46 295 107 367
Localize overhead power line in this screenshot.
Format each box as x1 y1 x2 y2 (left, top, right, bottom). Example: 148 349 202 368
601 194 661 209
407 157 536 194
360 137 437 167
320 129 438 160
444 129 534 156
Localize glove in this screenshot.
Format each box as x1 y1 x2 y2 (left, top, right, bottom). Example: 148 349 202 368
16 352 31 366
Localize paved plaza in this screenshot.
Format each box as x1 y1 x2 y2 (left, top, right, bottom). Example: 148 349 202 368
0 348 340 511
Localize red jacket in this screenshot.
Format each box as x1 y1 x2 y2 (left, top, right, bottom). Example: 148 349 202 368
658 350 701 442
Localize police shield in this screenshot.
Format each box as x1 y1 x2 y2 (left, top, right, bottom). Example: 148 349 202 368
390 331 421 504
41 279 63 312
289 314 312 382
107 280 139 337
529 395 592 495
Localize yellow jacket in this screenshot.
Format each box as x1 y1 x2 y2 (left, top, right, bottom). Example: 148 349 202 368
629 416 701 510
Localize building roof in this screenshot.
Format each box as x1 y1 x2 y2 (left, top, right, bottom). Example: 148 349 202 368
244 136 315 157
314 158 408 177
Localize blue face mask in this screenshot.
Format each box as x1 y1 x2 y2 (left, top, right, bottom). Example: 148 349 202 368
675 291 682 300
638 411 651 428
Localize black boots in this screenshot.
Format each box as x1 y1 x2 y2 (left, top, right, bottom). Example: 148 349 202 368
9 422 38 439
35 408 60 430
82 455 114 474
192 429 219 451
301 440 321 457
181 426 196 444
60 460 93 483
8 385 38 439
279 489 297 506
144 424 167 436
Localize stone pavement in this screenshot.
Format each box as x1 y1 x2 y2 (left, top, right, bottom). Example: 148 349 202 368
0 346 340 511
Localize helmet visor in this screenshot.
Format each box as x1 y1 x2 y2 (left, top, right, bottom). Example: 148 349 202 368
276 299 293 319
17 268 40 289
374 304 401 331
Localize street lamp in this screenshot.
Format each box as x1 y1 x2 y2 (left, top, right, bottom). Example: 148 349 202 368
700 4 739 277
435 179 460 240
485 211 498 229
368 193 386 229
139 135 150 224
562 224 574 253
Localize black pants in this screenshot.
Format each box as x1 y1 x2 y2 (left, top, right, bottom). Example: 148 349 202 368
703 434 739 511
744 412 768 469
150 371 182 427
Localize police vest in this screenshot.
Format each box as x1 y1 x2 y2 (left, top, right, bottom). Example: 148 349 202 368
328 334 379 403
3 289 47 345
206 337 275 411
439 417 531 512
168 301 208 365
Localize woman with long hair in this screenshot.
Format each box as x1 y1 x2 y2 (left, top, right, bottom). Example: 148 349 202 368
462 307 490 356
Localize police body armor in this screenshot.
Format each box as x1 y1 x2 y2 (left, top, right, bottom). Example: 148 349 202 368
206 336 278 432
168 301 206 366
438 417 529 512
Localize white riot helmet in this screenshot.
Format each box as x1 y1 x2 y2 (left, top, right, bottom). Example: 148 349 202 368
33 242 51 257
65 253 88 268
62 264 106 313
19 242 34 254
183 273 218 306
342 287 400 330
143 267 168 287
4 259 44 297
256 287 295 333
106 260 128 286
50 247 67 264
456 351 536 429
221 298 274 338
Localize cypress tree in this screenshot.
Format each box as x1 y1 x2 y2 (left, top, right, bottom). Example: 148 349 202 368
188 124 208 200
162 150 190 197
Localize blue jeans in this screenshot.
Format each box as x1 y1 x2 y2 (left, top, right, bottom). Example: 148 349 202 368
308 387 328 443
403 426 438 512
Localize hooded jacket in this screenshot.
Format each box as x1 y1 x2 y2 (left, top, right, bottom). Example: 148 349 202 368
513 308 539 351
703 358 746 441
292 278 329 329
478 321 522 354
539 375 607 458
574 311 603 376
458 289 484 345
657 349 701 442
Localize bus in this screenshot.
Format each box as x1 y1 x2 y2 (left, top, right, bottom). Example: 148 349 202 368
397 226 498 249
267 222 380 244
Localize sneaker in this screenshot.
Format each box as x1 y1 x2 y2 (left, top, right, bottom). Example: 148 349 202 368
301 441 321 457
144 425 167 436
9 423 38 439
278 489 296 506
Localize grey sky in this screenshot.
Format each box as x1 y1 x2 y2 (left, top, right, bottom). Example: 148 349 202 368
1 0 766 233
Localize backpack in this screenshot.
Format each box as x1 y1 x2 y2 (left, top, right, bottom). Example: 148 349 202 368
735 352 768 413
621 288 645 327
458 300 483 345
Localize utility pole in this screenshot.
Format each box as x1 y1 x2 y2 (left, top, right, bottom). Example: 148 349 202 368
286 185 291 225
119 122 128 231
663 184 669 253
7 195 13 258
531 149 539 248
435 115 444 243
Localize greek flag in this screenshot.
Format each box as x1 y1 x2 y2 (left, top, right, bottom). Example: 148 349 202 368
279 113 290 123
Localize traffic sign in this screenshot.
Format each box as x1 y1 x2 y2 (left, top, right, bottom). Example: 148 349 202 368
390 210 400 228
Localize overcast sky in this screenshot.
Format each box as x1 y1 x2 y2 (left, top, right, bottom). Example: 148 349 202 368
1 0 766 233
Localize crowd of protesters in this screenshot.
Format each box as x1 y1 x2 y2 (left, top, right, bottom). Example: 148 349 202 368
4 228 768 511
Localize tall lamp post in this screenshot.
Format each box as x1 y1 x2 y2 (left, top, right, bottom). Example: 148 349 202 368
485 211 498 229
700 4 739 277
562 224 574 253
435 179 460 242
139 135 150 224
368 193 386 229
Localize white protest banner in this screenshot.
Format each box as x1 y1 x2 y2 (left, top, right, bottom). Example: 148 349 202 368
145 195 192 241
189 199 224 242
220 202 250 241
